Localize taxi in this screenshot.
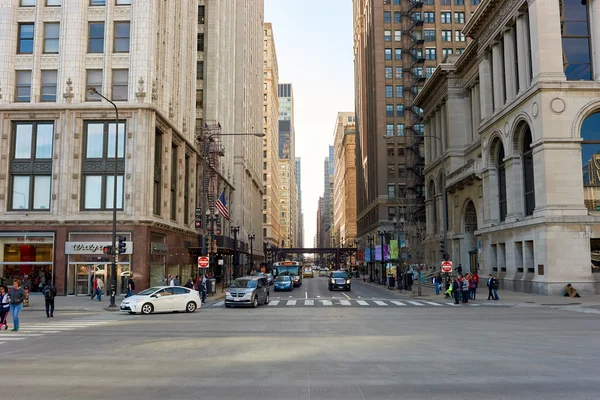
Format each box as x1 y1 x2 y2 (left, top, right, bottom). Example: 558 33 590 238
302 266 313 278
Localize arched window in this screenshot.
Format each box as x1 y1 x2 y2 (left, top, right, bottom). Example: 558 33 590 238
497 144 507 221
581 112 600 212
522 127 535 216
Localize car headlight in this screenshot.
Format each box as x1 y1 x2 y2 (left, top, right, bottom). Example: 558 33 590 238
225 292 231 296
346 279 351 284
331 279 335 284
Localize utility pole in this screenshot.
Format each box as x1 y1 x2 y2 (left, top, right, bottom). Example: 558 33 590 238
248 234 255 274
367 235 375 282
378 230 386 285
231 226 240 279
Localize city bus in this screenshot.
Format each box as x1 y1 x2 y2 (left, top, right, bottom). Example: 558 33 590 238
272 261 303 287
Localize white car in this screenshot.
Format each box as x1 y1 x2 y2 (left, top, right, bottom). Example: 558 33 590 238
120 286 201 315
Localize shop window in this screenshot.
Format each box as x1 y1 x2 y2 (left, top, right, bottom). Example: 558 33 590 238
1 234 55 292
560 0 591 80
10 122 53 211
82 121 126 211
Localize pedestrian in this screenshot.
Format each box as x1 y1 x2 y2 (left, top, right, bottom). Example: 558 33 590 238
0 285 9 330
42 279 57 317
487 274 494 300
433 274 441 295
9 279 26 331
452 279 460 304
96 276 104 301
457 264 463 276
493 276 500 300
174 275 180 286
461 275 470 303
168 274 175 286
200 274 207 304
406 272 413 291
470 274 477 300
184 277 194 289
125 276 136 298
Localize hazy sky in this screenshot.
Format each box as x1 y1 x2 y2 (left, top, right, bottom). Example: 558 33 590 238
265 0 354 247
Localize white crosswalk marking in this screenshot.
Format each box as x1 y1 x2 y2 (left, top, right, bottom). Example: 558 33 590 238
374 301 388 306
321 300 333 306
339 300 351 306
357 300 369 306
0 337 26 341
286 300 297 306
446 302 458 306
421 301 443 306
305 300 314 306
268 300 280 306
406 301 425 306
212 301 225 307
390 301 406 306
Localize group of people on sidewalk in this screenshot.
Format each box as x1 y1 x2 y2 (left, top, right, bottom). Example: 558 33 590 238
432 271 500 304
0 278 57 331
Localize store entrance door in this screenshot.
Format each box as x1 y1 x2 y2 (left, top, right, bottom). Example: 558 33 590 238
74 264 107 296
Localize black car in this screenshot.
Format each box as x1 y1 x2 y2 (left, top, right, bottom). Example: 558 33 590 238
328 271 351 291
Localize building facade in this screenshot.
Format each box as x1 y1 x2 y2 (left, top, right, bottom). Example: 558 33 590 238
352 0 480 257
0 0 198 294
333 112 357 246
277 83 297 247
263 23 282 248
295 157 303 247
415 0 600 295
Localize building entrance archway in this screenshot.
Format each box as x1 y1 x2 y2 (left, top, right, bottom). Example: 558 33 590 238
462 200 479 274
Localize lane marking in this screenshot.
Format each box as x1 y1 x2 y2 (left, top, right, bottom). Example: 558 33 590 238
422 301 443 306
305 300 314 306
357 296 361 299
339 300 351 306
374 301 388 306
406 301 425 306
342 292 351 300
321 300 332 306
212 301 224 307
305 292 308 299
268 300 280 306
317 295 321 298
289 295 292 298
357 300 369 306
286 300 297 306
390 301 406 306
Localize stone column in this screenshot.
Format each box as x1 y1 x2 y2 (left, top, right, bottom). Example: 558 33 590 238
528 0 565 82
424 120 431 165
470 86 478 141
430 113 438 161
435 109 442 159
440 104 447 154
516 12 531 91
492 41 505 111
478 52 494 119
591 0 600 81
503 27 517 102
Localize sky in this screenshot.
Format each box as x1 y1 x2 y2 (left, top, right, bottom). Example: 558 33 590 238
265 0 355 247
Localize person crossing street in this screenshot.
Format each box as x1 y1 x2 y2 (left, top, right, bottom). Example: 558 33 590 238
0 285 9 330
42 280 57 318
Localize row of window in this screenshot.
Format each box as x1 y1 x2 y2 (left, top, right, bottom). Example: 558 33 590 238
422 12 466 24
15 69 129 102
20 0 131 6
17 21 130 54
386 104 406 118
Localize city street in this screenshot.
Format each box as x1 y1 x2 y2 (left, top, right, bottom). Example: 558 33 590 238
1 277 598 399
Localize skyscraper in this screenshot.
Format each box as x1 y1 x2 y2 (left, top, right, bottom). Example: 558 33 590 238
333 113 357 247
278 83 297 247
295 157 304 247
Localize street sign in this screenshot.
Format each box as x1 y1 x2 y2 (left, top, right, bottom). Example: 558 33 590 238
441 260 453 273
198 256 210 268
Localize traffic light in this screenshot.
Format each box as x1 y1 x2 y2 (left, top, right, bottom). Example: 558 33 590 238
103 246 113 255
195 208 202 221
118 236 127 254
440 240 445 255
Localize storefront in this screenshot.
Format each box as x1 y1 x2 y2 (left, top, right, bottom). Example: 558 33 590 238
65 232 132 296
0 233 55 291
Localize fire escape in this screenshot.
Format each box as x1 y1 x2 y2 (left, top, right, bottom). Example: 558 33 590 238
198 120 224 222
403 0 426 218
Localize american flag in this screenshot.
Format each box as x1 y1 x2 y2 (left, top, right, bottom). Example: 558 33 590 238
215 191 231 221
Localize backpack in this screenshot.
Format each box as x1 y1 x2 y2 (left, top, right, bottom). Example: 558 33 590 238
43 286 53 299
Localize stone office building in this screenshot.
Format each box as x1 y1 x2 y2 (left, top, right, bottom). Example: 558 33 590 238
0 0 199 294
415 0 600 295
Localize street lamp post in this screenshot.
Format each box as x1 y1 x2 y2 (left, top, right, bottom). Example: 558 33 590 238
248 233 255 274
367 235 375 282
378 230 386 285
393 216 403 290
231 226 240 280
87 87 120 308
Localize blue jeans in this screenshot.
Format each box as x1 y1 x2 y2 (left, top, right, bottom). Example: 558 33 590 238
10 303 23 330
97 288 102 301
434 283 440 295
201 289 207 303
493 289 499 300
470 287 477 300
125 290 134 298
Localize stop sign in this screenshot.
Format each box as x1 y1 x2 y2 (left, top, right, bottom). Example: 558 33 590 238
198 256 210 268
441 261 453 273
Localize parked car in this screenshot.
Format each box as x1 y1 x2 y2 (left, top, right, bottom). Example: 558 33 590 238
328 271 351 291
274 275 293 291
120 286 201 315
225 276 270 308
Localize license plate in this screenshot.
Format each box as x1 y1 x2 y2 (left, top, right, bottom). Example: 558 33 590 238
234 298 241 301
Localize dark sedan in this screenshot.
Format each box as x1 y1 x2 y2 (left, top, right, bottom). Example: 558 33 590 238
328 271 351 291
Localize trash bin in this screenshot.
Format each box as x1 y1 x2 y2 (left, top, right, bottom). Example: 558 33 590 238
387 276 396 289
207 279 216 295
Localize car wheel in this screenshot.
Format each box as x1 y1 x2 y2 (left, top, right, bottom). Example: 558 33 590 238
328 286 332 291
141 303 153 315
186 301 197 313
252 296 259 308
348 286 351 291
264 293 270 305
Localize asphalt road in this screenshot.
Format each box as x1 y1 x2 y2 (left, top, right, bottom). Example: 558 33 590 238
1 278 598 400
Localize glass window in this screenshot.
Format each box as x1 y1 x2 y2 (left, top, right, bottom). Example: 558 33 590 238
86 70 103 101
424 29 436 42
423 0 433 3
21 0 36 5
116 0 131 4
455 31 466 42
44 23 60 53
497 144 507 221
33 176 51 210
386 124 394 136
15 124 33 159
522 127 535 216
397 124 405 136
398 164 406 178
456 48 465 55
580 112 600 212
107 122 126 158
396 104 404 117
12 176 30 209
388 163 395 177
441 12 451 24
385 66 393 79
425 48 436 61
442 30 452 42
36 124 53 159
91 0 106 5
384 48 392 60
386 104 394 118
86 123 104 158
395 67 403 79
16 70 32 102
387 143 395 157
384 11 391 24
41 70 57 102
385 85 393 98
18 23 34 54
84 176 103 209
395 48 402 60
454 12 465 24
395 85 403 98
442 48 453 58
440 0 451 4
112 69 128 101
560 0 591 81
426 66 436 78
394 30 402 42
88 23 105 53
114 22 130 52
455 0 465 4
471 0 480 4
388 184 396 198
47 0 61 4
424 12 435 23
105 175 124 209
394 12 401 24
384 30 392 41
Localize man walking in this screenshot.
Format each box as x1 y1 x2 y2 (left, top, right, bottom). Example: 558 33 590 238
125 276 135 298
95 276 104 301
42 280 57 317
200 274 207 304
487 274 494 300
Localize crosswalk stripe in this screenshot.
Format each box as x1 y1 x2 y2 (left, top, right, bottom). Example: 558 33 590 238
286 300 297 306
305 300 314 306
357 300 369 306
19 328 74 331
374 301 388 306
212 301 224 307
268 300 280 306
446 302 458 306
421 301 443 306
0 334 43 337
321 300 332 306
390 301 406 306
470 303 481 306
406 301 425 306
0 337 26 341
339 300 351 306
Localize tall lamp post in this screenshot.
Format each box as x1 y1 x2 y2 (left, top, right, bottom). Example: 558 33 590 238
231 225 240 280
393 216 404 290
248 233 255 274
87 87 120 308
367 235 375 282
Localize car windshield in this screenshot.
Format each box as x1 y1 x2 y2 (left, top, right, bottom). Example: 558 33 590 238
137 287 162 296
332 272 347 278
276 276 291 282
231 279 257 288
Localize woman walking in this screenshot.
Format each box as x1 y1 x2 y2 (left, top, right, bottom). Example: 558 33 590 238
8 279 26 331
0 285 9 330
